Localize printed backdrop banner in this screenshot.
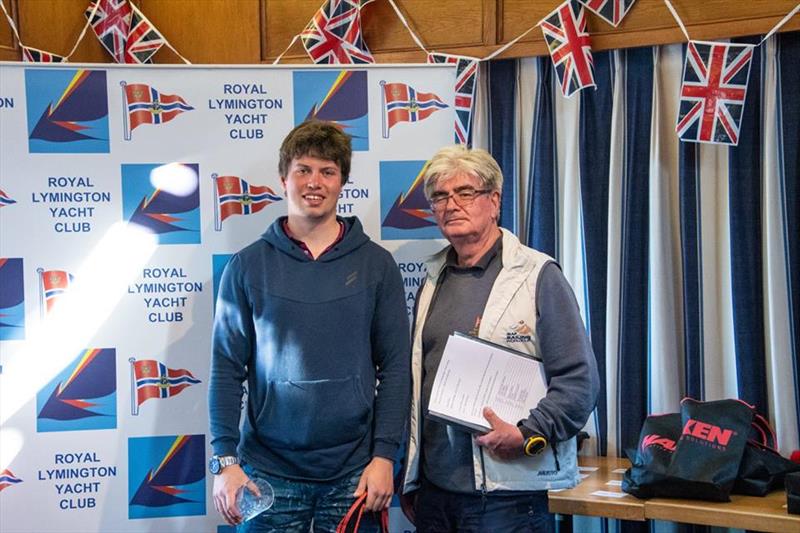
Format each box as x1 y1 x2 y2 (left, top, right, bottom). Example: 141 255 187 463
0 62 455 533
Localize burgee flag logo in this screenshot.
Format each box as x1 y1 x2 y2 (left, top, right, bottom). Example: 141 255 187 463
0 189 17 208
213 175 282 230
0 469 23 492
381 81 448 138
121 82 194 140
129 358 201 415
37 268 75 319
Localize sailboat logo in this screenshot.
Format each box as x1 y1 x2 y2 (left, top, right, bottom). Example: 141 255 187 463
379 160 441 240
128 434 206 519
25 69 110 153
36 348 117 432
293 70 369 151
121 163 201 245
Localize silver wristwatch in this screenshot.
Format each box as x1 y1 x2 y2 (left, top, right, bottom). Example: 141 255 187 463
208 455 239 475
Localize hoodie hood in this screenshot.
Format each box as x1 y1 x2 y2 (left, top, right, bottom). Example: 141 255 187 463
260 216 370 262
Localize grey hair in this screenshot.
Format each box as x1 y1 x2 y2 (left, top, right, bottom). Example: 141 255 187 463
422 145 503 199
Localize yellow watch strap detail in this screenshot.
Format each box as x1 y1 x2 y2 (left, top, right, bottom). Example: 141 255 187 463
524 435 547 456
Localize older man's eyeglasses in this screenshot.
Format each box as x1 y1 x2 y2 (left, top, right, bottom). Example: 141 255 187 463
429 188 491 212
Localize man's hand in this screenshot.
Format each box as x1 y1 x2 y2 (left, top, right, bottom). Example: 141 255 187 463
354 456 394 511
474 407 525 460
212 464 260 526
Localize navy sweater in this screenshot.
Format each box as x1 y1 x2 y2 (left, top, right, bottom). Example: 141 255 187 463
209 216 410 481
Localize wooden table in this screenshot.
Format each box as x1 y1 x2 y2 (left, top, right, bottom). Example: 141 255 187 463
549 456 800 533
644 490 798 532
548 456 645 521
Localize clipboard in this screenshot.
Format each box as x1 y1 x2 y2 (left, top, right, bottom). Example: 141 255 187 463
425 332 547 433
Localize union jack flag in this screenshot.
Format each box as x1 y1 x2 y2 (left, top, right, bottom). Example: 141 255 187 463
676 41 754 146
578 0 637 27
214 175 283 230
22 46 66 63
86 0 132 63
540 0 595 98
301 0 375 64
123 5 165 64
428 53 479 144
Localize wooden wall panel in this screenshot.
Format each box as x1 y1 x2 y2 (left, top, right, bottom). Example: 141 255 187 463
264 0 319 63
13 0 97 63
264 0 490 63
0 0 18 61
1 1 798 64
265 0 491 63
361 0 488 60
17 0 108 63
139 0 262 64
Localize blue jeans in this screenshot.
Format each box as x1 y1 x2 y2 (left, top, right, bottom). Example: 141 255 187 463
414 479 554 533
238 463 379 533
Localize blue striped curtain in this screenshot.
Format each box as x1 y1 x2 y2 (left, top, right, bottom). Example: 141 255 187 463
482 30 800 529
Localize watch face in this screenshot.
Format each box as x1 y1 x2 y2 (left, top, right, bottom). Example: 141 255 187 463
208 456 221 474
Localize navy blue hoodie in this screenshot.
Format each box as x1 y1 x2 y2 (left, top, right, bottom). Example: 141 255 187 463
209 216 410 480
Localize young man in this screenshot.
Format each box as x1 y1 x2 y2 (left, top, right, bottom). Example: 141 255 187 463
209 120 410 532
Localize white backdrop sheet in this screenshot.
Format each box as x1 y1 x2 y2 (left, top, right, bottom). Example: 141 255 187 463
0 62 452 533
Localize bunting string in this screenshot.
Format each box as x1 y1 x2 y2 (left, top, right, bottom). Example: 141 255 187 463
64 0 100 60
0 0 189 64
5 0 795 77
0 0 20 44
273 0 798 146
663 0 691 42
129 4 191 64
759 2 800 43
386 0 429 55
385 0 538 63
272 35 300 65
664 0 799 44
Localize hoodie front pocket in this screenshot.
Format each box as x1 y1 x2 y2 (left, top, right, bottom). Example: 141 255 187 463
257 376 371 450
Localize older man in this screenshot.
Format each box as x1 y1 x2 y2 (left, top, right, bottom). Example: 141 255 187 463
402 145 599 532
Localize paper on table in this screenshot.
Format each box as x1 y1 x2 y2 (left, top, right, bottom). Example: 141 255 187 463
591 490 628 498
426 333 547 433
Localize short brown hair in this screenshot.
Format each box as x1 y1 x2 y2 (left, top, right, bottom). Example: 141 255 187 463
278 120 352 184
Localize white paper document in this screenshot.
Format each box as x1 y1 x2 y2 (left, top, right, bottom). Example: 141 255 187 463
426 333 547 433
591 490 628 499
